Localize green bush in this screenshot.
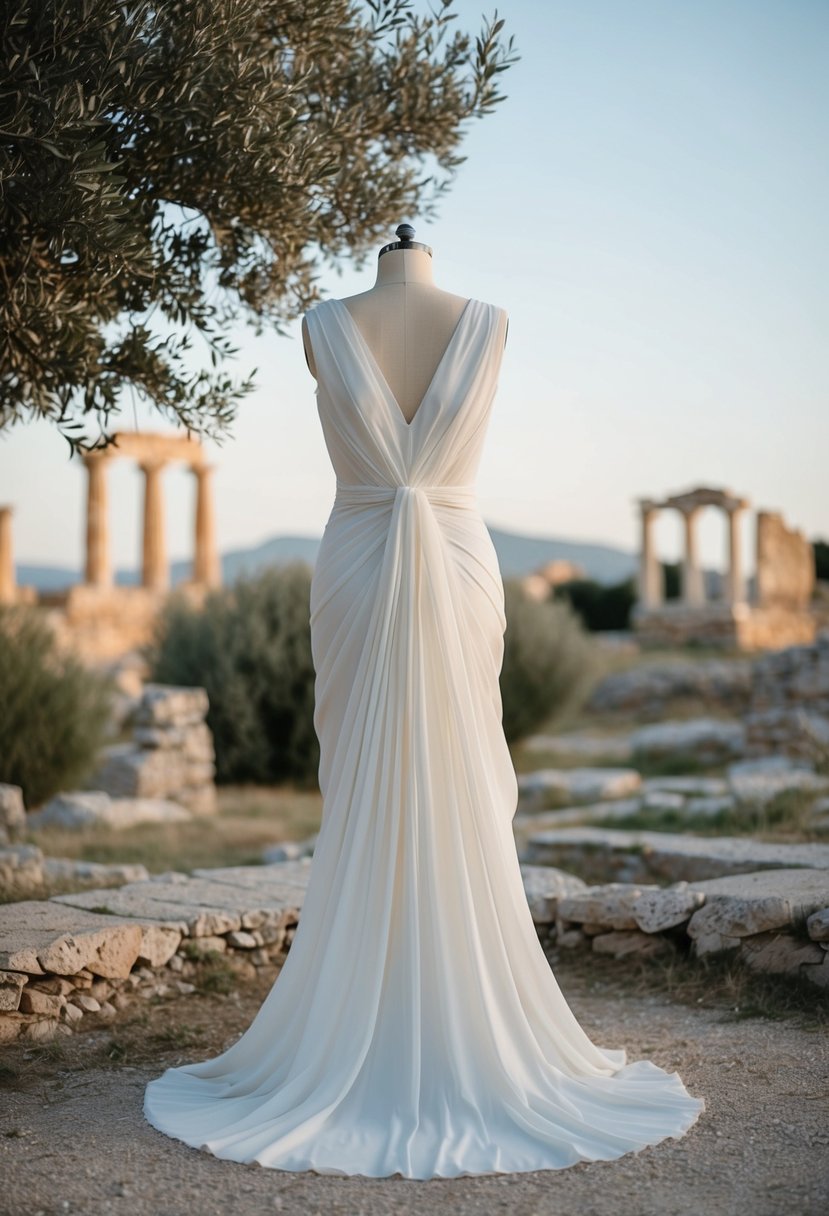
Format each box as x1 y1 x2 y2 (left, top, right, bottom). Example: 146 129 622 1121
145 563 319 787
500 580 598 743
0 605 114 809
554 576 637 631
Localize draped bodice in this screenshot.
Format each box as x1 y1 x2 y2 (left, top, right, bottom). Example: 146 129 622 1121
303 296 509 498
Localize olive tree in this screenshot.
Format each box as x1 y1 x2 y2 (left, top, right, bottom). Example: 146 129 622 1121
0 0 516 454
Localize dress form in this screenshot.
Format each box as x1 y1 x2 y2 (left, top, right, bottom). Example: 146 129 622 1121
302 225 507 425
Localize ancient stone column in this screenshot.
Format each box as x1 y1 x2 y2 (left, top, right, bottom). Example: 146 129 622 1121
0 505 15 604
680 506 705 605
637 501 663 608
83 451 113 587
726 505 747 605
192 463 221 588
140 458 168 591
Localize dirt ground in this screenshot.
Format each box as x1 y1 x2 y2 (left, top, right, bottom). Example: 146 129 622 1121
1 956 827 1216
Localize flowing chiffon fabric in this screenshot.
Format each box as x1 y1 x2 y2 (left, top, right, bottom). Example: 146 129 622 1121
143 295 704 1178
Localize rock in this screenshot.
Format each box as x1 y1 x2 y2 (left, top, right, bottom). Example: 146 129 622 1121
727 756 829 806
592 930 672 958
804 955 829 989
586 659 753 716
52 866 309 938
261 835 318 863
630 718 746 762
29 977 74 996
518 767 643 809
27 791 113 830
0 784 27 842
687 869 829 954
523 827 829 884
0 971 27 1012
558 883 658 932
640 791 686 812
226 930 258 950
0 845 45 897
133 722 213 755
19 989 64 1016
41 858 150 884
691 929 741 957
739 932 825 976
642 777 729 797
133 684 210 728
0 1014 25 1043
22 1018 63 1042
28 793 192 832
513 799 643 833
98 1000 117 1019
806 908 829 941
519 864 587 924
71 993 101 1013
685 796 736 817
0 901 143 978
74 685 218 818
556 929 587 949
136 925 182 968
634 883 706 933
62 1002 83 1024
186 935 227 956
522 731 633 761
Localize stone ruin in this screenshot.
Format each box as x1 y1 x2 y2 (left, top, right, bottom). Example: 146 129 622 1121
522 558 587 602
632 484 816 650
0 429 221 662
89 684 218 817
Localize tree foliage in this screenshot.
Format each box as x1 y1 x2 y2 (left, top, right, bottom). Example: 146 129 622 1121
500 580 599 743
554 576 638 632
0 604 115 809
144 563 320 787
0 0 517 455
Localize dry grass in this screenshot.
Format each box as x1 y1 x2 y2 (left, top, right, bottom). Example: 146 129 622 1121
24 783 323 876
548 942 829 1030
592 787 827 842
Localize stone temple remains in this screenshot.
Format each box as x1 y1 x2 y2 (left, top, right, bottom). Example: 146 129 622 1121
0 430 221 661
633 485 816 650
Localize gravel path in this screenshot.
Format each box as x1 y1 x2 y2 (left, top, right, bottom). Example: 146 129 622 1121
1 963 827 1216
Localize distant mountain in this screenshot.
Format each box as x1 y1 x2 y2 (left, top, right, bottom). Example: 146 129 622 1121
17 522 637 592
486 526 636 583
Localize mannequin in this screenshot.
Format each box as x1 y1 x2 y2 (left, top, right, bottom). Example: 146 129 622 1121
301 224 507 424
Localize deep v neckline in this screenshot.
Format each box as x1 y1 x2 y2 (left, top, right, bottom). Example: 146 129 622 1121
331 296 476 430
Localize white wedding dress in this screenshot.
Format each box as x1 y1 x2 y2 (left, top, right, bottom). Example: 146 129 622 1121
143 295 704 1178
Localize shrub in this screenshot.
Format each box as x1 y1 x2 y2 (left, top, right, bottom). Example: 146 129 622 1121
500 580 598 743
0 605 114 809
554 576 637 631
144 563 319 787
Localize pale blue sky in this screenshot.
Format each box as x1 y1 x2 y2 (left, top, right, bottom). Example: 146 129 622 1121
2 0 827 577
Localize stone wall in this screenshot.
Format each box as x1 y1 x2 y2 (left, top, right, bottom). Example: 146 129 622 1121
756 512 815 610
542 868 829 992
2 858 826 1047
745 629 829 758
88 684 217 815
0 861 308 1045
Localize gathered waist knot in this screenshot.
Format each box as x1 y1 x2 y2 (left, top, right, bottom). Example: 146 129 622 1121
334 481 477 509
